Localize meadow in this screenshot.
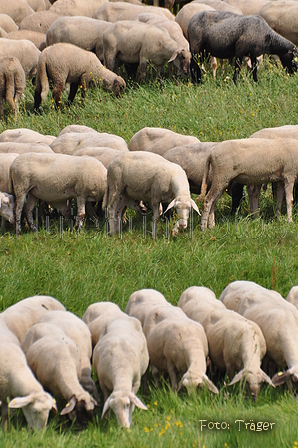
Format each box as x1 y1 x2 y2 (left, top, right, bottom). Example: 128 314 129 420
1 56 298 447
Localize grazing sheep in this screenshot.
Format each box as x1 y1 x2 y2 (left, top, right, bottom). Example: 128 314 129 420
286 286 298 309
224 0 275 16
51 131 128 154
103 21 191 80
90 303 149 427
7 30 46 51
0 320 57 430
36 310 99 401
0 128 55 145
50 0 109 17
0 191 15 225
10 152 107 234
93 3 175 22
0 56 25 121
0 153 19 194
0 0 34 26
57 124 98 136
73 147 127 168
22 322 97 424
0 38 41 79
0 14 18 33
194 0 243 15
0 295 66 344
259 1 298 46
18 11 61 34
34 43 126 109
175 3 215 39
198 138 298 230
103 151 200 236
27 0 48 12
125 288 170 327
219 280 298 388
142 303 219 393
178 286 272 399
0 142 53 154
129 127 200 156
188 11 298 83
46 16 111 62
250 124 298 140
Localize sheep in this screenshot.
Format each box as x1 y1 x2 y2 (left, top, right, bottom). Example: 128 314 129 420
7 30 47 51
36 310 99 401
125 288 170 327
259 1 298 46
0 153 19 195
51 131 128 154
223 0 276 16
0 191 15 225
194 0 243 15
50 0 109 17
142 303 219 393
0 38 40 79
0 320 57 430
0 294 66 344
129 127 200 156
219 280 298 388
0 128 55 145
27 0 48 12
250 125 298 140
103 21 191 81
73 147 127 168
46 16 111 62
57 124 98 136
22 322 97 424
0 0 35 26
0 14 18 33
175 3 215 39
178 286 272 399
0 142 53 154
89 303 149 427
198 138 298 230
0 56 25 121
93 3 175 22
188 11 298 84
286 286 298 309
103 151 200 236
34 43 126 110
10 152 107 235
18 11 61 34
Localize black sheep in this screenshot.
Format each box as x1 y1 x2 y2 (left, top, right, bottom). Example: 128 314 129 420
188 10 298 83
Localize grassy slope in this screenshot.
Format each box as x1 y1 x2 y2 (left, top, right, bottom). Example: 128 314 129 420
0 57 298 447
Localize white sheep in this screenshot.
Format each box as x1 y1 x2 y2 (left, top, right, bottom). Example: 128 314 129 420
0 295 66 344
0 38 40 79
50 0 109 17
18 10 61 33
129 127 200 156
10 152 107 234
0 191 15 225
51 131 128 155
250 124 298 140
36 310 99 401
93 2 175 22
0 0 34 26
0 320 57 430
89 303 149 427
259 1 298 46
125 288 169 327
0 128 55 145
73 147 127 168
103 20 191 81
22 322 97 424
7 30 46 51
0 56 25 121
142 303 219 393
103 151 200 236
286 286 298 309
57 124 98 136
0 153 19 194
0 142 53 154
34 43 126 109
178 285 225 322
0 14 18 33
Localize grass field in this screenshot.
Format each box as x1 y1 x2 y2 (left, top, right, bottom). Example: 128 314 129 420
0 56 298 447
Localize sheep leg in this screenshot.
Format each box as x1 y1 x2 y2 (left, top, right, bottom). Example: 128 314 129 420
24 192 38 231
0 95 4 120
233 57 242 84
79 76 88 99
5 74 17 121
275 181 285 218
284 178 294 223
108 195 127 235
138 57 147 83
151 365 160 387
75 197 86 231
202 188 224 229
247 184 261 215
152 203 161 238
52 81 64 109
167 359 178 390
1 402 8 430
68 83 79 104
15 193 27 235
250 56 258 82
190 55 202 84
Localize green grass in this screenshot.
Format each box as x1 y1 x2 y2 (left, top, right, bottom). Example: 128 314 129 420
1 55 298 447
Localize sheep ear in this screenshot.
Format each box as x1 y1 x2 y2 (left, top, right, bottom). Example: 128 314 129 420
272 370 292 387
128 393 147 410
101 397 111 418
165 199 176 214
228 369 245 386
261 370 275 387
168 50 178 63
203 374 219 394
190 198 201 215
60 396 77 415
8 395 34 409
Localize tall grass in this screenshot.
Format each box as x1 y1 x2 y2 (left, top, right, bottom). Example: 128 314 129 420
0 55 298 447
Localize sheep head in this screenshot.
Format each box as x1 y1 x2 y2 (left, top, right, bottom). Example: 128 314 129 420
101 391 147 428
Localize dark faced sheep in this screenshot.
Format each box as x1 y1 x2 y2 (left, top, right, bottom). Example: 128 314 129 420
188 10 298 83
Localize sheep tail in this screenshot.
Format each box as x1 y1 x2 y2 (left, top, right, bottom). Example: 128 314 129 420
197 154 211 203
34 54 49 109
102 183 109 211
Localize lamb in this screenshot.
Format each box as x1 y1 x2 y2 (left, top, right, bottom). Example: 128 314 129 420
198 138 298 230
51 131 128 154
103 21 191 80
142 303 219 393
188 11 298 83
125 288 170 327
219 280 298 388
129 127 200 156
0 320 57 430
36 310 99 401
90 303 149 427
103 151 200 236
7 30 47 51
34 43 126 110
0 0 35 26
93 3 175 22
0 191 15 225
46 16 111 62
21 322 97 424
0 294 66 344
0 128 55 145
0 56 25 121
178 286 272 399
0 38 41 79
10 152 107 234
259 1 298 46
